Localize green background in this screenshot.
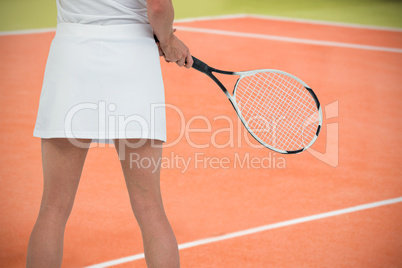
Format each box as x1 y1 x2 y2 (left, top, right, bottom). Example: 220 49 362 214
1 0 402 32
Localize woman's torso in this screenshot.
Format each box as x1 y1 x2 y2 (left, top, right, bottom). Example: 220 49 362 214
56 0 149 25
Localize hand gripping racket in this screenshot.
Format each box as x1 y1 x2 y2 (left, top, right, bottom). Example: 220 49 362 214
191 56 322 154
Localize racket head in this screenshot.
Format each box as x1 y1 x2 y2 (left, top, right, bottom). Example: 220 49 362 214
231 69 322 154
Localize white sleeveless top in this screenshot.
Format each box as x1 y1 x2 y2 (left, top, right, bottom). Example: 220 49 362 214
56 0 149 25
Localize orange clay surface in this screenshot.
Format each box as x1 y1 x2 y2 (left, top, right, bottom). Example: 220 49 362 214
0 17 401 267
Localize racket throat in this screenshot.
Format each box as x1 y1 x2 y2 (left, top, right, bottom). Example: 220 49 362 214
208 72 231 97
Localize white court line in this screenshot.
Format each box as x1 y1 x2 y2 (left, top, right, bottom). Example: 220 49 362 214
3 24 400 54
176 26 402 54
1 13 402 36
84 197 402 268
176 14 402 32
0 27 56 36
247 14 402 32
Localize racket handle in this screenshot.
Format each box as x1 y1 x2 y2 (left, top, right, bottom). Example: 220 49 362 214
191 56 211 74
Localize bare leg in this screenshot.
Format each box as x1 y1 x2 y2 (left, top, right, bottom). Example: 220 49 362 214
114 139 180 268
26 138 91 268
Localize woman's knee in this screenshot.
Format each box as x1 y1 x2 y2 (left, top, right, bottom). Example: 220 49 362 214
37 203 73 225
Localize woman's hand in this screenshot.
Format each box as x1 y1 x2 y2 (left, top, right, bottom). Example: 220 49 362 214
157 32 193 68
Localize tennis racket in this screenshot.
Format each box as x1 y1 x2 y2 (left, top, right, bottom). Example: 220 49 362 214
191 56 322 154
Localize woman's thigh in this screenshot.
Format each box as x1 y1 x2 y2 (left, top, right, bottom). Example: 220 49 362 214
40 138 91 219
113 139 164 218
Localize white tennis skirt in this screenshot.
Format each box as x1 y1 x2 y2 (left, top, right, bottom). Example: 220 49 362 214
33 23 166 144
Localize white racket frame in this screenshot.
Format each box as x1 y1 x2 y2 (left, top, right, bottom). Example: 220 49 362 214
229 69 323 154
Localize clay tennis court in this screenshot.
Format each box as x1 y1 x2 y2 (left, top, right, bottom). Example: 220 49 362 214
1 16 401 267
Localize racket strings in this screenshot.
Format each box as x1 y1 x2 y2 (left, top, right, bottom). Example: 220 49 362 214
242 73 317 150
258 76 316 149
235 72 319 151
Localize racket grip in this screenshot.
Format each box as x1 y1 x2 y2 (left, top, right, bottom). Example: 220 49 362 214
191 56 210 74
